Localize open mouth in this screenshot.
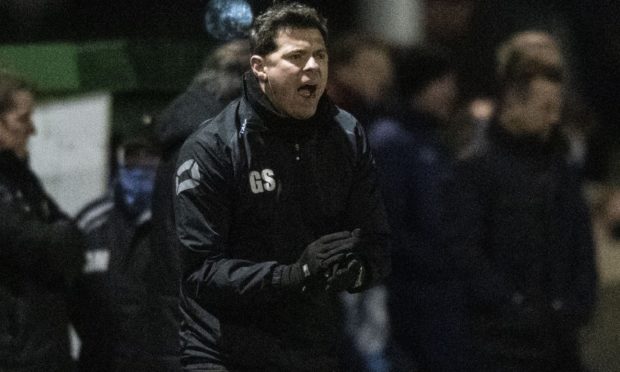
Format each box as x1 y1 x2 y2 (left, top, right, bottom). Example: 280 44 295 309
298 84 317 98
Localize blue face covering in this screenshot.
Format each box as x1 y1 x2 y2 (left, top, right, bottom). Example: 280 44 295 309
116 165 157 217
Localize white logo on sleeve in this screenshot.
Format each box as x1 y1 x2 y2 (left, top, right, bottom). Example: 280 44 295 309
176 159 201 195
249 168 276 194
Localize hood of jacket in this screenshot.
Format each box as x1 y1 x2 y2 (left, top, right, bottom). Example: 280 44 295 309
155 83 230 154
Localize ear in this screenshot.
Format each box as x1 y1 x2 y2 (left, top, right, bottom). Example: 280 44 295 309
250 55 268 82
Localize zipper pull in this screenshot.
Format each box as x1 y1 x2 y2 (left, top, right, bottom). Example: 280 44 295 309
294 143 300 161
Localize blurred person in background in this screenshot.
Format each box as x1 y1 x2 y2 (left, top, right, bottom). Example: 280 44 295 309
327 31 396 372
71 135 161 371
367 46 465 372
444 31 598 372
0 70 85 371
148 39 250 370
174 3 391 370
328 32 396 128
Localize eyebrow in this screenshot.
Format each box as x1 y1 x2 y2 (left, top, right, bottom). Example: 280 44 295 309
284 47 327 55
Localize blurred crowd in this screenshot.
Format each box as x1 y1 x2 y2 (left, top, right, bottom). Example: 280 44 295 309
2 1 620 372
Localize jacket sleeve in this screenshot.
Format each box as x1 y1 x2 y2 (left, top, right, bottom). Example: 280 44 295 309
0 195 85 285
443 159 516 307
175 133 282 309
342 122 391 289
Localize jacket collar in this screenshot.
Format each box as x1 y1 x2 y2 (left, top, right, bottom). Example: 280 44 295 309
240 71 336 137
489 120 568 157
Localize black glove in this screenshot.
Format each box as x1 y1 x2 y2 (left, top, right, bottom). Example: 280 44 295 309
273 231 357 291
324 253 364 293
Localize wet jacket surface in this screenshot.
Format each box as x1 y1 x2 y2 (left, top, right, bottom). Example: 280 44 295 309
0 150 84 372
445 123 598 369
174 73 391 371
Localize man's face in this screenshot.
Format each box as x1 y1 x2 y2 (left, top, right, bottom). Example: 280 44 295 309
502 77 562 138
253 27 328 119
0 90 35 159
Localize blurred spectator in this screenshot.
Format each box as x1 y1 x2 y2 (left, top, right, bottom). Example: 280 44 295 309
326 32 396 372
328 32 396 127
0 70 85 371
367 46 465 371
445 31 598 371
71 136 161 371
148 38 250 369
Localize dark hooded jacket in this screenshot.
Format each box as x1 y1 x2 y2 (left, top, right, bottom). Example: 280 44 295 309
174 72 391 371
0 150 84 372
147 82 233 370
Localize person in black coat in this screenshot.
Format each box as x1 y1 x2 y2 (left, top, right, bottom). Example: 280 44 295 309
0 71 84 371
148 39 250 370
174 3 391 370
71 137 161 371
445 31 598 372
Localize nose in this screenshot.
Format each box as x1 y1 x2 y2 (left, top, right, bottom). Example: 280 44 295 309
547 110 560 126
24 118 35 136
304 56 320 71
546 99 562 126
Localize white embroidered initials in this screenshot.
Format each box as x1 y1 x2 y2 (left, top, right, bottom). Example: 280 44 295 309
249 169 276 194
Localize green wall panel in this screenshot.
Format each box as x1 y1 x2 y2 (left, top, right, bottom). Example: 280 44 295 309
0 39 214 94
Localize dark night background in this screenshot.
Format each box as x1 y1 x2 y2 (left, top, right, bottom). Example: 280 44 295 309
0 0 618 181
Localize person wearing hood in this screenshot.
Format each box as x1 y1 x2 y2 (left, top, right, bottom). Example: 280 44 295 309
0 71 85 372
71 136 161 371
148 39 250 370
444 31 598 372
174 2 391 370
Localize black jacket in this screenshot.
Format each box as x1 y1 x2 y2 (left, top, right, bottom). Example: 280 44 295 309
0 150 84 371
148 82 233 371
72 191 164 371
445 123 598 366
174 73 391 371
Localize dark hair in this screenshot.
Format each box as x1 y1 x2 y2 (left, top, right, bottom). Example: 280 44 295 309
249 2 328 56
0 70 34 116
192 39 251 101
